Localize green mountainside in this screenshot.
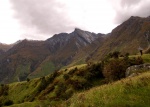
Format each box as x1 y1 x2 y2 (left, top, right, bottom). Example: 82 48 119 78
0 54 150 107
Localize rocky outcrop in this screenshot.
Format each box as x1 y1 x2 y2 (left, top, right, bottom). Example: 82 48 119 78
126 63 150 77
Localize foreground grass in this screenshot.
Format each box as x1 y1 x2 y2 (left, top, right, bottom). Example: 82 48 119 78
61 72 150 107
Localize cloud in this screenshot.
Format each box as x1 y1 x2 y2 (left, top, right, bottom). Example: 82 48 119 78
109 0 150 24
10 0 76 37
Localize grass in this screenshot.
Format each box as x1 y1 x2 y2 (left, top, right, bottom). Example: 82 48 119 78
28 61 55 79
5 101 46 107
129 54 150 63
8 78 40 103
0 62 104 107
13 63 31 82
62 72 150 107
62 64 87 73
1 54 150 107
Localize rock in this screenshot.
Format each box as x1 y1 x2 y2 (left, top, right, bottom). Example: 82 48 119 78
126 63 150 77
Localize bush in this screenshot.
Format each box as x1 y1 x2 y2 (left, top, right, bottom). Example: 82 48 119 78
103 59 128 81
68 67 78 75
61 88 74 100
55 82 66 96
129 56 143 66
0 84 9 96
66 78 91 90
86 63 104 79
4 100 13 106
26 78 30 82
63 74 70 80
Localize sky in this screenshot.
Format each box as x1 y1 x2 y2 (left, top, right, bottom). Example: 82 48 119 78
0 0 150 44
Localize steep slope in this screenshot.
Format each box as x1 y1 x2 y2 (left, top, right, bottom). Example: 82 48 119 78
0 57 150 107
90 16 150 61
29 28 104 78
0 43 13 52
0 40 51 83
62 71 150 107
0 29 104 83
0 49 5 56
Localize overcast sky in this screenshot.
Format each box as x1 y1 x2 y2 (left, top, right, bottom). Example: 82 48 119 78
0 0 150 44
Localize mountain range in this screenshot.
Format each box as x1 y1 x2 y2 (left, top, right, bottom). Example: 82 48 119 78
0 16 150 83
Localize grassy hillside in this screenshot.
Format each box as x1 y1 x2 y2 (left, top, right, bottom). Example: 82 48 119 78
0 62 104 107
62 71 150 107
3 71 150 107
0 54 150 107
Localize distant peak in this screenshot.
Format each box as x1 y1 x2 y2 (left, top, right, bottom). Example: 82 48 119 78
75 28 81 30
147 16 150 18
129 16 140 19
74 28 83 32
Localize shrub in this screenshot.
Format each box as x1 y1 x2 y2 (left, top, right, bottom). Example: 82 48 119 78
4 100 13 106
61 88 74 100
55 82 67 96
86 63 104 79
26 78 30 82
0 84 9 96
63 74 70 80
37 76 47 92
128 56 143 66
112 51 120 59
68 67 78 75
66 78 91 90
103 59 128 81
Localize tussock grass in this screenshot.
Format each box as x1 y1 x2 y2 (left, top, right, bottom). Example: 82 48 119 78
62 72 150 107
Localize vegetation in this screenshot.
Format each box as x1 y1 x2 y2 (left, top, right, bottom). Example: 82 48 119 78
0 53 149 107
62 71 150 107
0 16 150 107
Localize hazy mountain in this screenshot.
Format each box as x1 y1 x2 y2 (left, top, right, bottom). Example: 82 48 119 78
0 29 104 83
0 43 14 52
0 16 149 83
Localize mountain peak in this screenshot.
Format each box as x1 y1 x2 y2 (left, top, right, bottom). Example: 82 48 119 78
74 28 81 31
73 28 84 34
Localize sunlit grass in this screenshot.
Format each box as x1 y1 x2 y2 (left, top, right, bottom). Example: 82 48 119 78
62 72 150 107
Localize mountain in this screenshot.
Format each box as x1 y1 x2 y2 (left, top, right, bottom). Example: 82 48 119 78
0 29 104 83
90 16 150 61
0 16 150 83
0 43 14 51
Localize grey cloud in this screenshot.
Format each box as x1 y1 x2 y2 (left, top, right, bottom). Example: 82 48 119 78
10 0 75 37
110 0 150 24
120 0 141 8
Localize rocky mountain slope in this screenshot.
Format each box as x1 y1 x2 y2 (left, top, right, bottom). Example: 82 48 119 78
0 29 104 83
0 16 150 83
90 16 150 61
0 43 13 52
